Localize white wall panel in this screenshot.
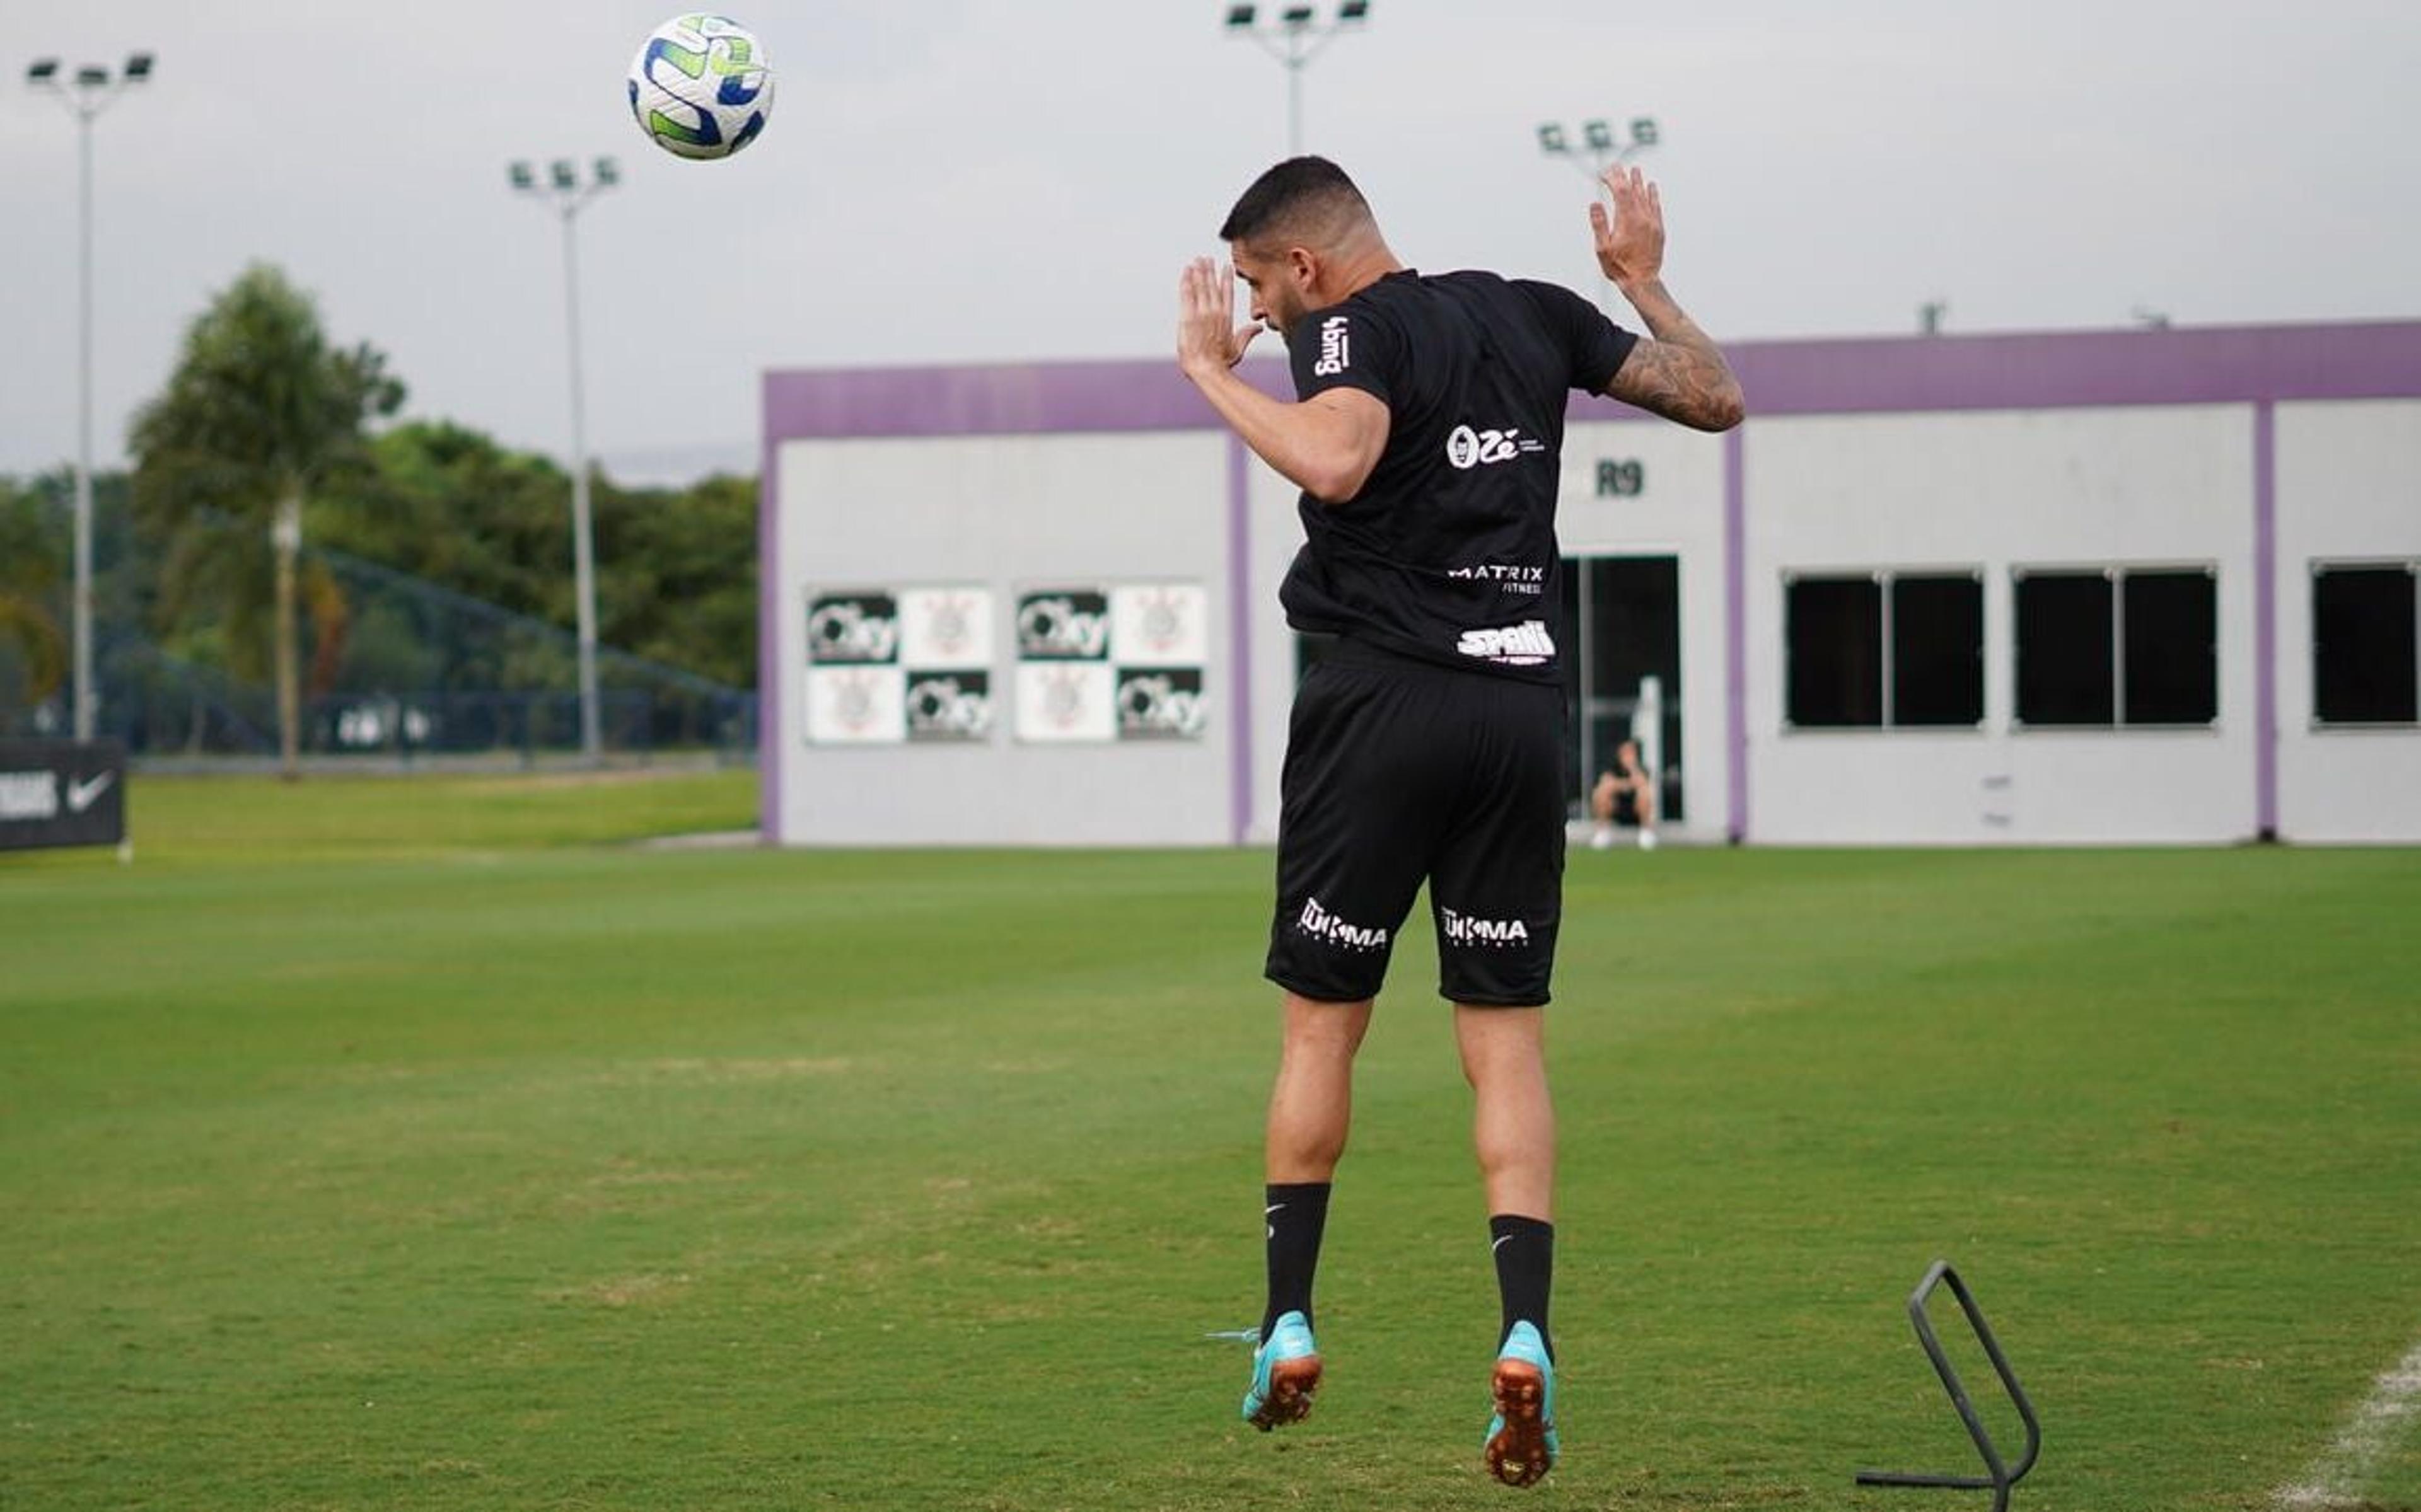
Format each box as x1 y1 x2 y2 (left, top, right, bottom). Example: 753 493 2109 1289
2275 400 2421 841
772 431 1235 846
1744 407 2259 844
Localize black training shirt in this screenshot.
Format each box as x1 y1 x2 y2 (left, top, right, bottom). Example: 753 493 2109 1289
1279 268 1637 684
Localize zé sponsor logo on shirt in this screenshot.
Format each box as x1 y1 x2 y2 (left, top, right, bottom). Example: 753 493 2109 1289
1444 424 1545 471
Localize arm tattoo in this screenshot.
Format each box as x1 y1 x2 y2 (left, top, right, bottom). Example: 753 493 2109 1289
1605 279 1745 432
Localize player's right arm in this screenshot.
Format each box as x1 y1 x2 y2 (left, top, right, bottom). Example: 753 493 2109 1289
1176 257 1390 504
1591 166 1746 434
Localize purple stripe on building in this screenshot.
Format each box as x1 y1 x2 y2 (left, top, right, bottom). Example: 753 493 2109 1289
2254 402 2280 840
1724 426 1749 845
761 359 1292 440
765 324 2421 442
758 377 783 844
1707 321 2421 416
1225 436 1256 845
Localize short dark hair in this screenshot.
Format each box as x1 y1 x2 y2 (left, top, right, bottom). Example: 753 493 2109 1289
1217 155 1373 248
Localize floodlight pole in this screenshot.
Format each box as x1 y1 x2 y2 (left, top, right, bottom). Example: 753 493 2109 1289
1536 114 1661 182
1226 3 1371 156
1538 116 1659 314
27 52 153 743
511 158 618 764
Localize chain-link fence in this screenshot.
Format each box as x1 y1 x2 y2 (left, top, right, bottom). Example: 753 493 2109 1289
2 538 756 766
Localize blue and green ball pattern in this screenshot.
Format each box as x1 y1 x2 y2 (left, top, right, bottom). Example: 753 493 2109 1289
627 13 773 161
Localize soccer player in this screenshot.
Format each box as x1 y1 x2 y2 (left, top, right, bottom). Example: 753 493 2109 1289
1175 156 1742 1487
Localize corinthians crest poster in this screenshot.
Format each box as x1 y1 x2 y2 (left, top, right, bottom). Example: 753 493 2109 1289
804 587 996 744
1014 582 1209 744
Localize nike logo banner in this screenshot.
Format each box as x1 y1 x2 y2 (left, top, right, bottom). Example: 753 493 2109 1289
0 738 127 853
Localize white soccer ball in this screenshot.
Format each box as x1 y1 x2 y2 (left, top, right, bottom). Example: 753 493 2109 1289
626 14 774 161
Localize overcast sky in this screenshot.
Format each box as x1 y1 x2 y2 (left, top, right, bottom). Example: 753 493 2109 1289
3 1 2415 485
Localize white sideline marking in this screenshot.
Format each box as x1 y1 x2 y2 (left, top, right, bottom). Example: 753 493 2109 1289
2275 1336 2421 1508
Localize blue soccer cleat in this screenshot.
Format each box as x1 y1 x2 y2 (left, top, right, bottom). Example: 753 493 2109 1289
1483 1320 1559 1487
1241 1310 1321 1431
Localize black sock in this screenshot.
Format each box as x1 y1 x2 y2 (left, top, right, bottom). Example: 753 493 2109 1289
1262 1182 1332 1339
1489 1213 1555 1361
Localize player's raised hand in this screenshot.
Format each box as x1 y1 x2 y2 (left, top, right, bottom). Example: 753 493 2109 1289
1589 164 1666 291
1176 257 1261 378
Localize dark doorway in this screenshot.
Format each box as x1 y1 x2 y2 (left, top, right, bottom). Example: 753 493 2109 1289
1560 555 1683 822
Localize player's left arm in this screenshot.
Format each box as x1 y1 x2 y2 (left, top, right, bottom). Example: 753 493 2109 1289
1176 257 1390 504
1591 166 1746 434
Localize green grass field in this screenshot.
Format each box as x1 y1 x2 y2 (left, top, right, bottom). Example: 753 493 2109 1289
4 771 2418 1510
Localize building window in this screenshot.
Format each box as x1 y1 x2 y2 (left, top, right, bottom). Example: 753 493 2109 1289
2014 566 2217 728
1785 575 1879 727
1893 574 1987 725
2313 562 2418 725
1784 570 1982 729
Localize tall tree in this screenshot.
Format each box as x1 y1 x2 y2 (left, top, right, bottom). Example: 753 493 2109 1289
0 476 69 725
128 263 403 777
594 471 758 689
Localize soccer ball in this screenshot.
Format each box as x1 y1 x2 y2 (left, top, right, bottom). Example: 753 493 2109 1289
627 14 774 161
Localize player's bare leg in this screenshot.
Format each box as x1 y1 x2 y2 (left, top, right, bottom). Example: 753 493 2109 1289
1457 1004 1560 1486
1244 992 1372 1429
1269 992 1372 1183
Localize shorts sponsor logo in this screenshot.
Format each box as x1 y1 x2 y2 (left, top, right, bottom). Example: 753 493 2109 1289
1444 424 1545 470
1440 906 1531 949
1312 315 1352 378
1454 620 1557 666
1297 894 1390 953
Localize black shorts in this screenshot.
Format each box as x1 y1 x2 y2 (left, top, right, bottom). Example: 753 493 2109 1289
1265 640 1567 1007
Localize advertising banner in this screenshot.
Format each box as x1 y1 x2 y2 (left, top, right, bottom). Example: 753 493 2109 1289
1014 583 1209 743
0 739 128 852
805 587 995 744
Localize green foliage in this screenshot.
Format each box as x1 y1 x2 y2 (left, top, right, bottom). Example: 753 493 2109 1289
3 804 2417 1511
125 263 404 690
315 425 760 691
325 421 581 628
0 476 68 708
594 470 758 688
66 264 758 707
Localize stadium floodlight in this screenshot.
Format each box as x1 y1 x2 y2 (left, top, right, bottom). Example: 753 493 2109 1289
1223 0 1371 155
1537 114 1661 182
509 155 620 765
26 47 156 744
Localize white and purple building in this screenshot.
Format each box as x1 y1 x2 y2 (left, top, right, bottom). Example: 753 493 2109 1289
760 320 2421 846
